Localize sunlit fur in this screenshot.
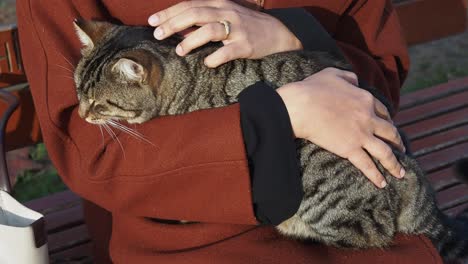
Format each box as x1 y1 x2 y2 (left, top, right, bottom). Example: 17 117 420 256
73 20 468 263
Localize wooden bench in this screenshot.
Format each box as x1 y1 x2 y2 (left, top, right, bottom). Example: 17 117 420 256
395 79 468 216
395 0 467 45
1 1 468 261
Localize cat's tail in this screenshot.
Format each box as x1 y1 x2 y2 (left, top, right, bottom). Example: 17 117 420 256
424 157 468 262
455 157 468 183
442 157 468 262
422 209 468 262
399 157 468 263
421 158 468 262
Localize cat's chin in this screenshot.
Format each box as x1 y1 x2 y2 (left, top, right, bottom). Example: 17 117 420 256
85 117 107 125
127 116 150 124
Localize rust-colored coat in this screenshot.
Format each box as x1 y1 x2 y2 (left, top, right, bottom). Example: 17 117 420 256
16 0 442 263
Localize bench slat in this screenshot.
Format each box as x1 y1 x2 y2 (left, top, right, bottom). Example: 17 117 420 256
445 203 468 216
49 242 94 264
396 89 468 127
436 184 468 210
399 77 468 110
45 205 84 234
411 124 468 155
427 167 461 192
417 142 468 173
401 107 468 141
26 190 81 214
48 224 90 254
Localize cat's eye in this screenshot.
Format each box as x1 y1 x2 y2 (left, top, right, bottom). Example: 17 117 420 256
93 104 107 114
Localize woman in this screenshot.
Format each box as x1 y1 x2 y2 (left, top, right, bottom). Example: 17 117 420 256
16 0 442 263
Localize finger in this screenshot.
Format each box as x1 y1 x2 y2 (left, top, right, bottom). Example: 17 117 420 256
347 150 387 188
374 99 392 122
149 0 220 26
178 27 197 38
364 138 405 179
204 43 243 68
153 7 222 40
177 22 227 56
373 117 405 152
336 70 358 87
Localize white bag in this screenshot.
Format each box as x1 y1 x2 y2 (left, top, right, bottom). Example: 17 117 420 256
0 90 49 264
0 191 49 264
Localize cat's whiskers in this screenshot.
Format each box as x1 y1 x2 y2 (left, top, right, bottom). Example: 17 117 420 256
101 123 113 140
58 75 74 80
55 50 75 70
101 122 112 139
107 121 138 137
98 124 104 148
102 123 126 157
53 64 74 74
107 120 145 139
106 120 156 147
52 50 75 81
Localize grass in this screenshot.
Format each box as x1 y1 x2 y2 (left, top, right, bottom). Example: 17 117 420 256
13 167 67 203
12 144 68 203
401 65 468 94
0 0 16 24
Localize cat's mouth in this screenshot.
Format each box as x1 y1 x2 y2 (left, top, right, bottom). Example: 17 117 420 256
85 111 144 125
84 112 123 125
85 115 144 125
85 116 110 125
126 116 148 124
83 110 131 125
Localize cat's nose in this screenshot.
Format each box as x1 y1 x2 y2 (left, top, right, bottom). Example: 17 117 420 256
84 110 103 124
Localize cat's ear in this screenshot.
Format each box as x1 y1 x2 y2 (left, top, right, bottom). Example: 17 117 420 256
73 19 114 55
113 58 146 82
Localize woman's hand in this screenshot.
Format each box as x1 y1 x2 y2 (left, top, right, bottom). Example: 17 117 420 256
148 0 302 67
277 68 406 188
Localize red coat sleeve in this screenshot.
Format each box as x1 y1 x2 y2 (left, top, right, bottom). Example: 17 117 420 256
333 0 410 111
16 0 257 225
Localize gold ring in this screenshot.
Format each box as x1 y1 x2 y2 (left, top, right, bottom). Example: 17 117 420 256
218 20 231 39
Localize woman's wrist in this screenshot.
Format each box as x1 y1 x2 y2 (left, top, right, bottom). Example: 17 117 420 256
264 8 345 58
267 14 303 53
276 84 305 139
280 28 303 52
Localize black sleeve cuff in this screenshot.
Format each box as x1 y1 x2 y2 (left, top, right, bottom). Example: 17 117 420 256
264 8 347 62
238 82 303 225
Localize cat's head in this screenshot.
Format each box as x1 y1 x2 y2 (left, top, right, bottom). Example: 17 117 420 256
73 20 162 124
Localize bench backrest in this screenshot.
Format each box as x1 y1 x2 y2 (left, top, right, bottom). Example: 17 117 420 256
0 24 26 87
0 25 41 151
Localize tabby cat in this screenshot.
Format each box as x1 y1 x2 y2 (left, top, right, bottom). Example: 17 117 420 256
72 20 468 262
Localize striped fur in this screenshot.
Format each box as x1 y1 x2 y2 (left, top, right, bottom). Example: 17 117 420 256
73 21 468 263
